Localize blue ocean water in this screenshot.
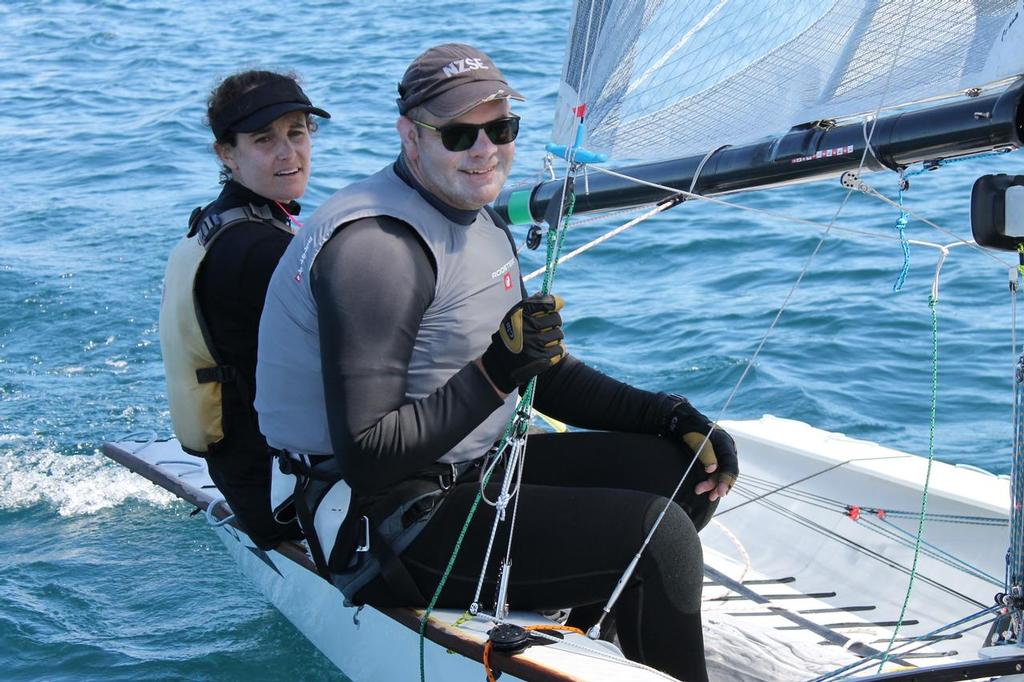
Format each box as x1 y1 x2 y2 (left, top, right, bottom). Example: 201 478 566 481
1 1 1022 679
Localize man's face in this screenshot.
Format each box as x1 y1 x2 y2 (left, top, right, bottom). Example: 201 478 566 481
401 99 514 211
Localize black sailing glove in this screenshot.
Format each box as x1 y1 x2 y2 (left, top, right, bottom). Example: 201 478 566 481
663 396 739 501
480 293 566 394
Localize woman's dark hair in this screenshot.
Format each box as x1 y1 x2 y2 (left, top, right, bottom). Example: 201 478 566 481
206 69 318 182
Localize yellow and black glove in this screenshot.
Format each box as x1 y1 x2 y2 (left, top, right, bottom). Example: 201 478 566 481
663 396 738 499
481 293 566 393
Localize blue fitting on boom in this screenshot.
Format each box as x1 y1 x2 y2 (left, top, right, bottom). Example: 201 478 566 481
546 110 608 164
545 143 608 164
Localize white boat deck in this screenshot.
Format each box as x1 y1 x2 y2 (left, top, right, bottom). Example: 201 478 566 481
102 415 1013 681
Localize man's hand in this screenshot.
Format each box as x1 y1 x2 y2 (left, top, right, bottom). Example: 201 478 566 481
663 397 738 501
480 294 566 394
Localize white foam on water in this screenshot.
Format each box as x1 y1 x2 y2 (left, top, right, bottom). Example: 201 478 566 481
0 446 175 516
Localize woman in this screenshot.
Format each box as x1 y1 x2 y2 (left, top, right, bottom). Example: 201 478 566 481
159 70 330 549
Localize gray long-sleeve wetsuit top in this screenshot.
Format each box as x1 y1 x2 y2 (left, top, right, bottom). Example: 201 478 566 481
311 158 675 495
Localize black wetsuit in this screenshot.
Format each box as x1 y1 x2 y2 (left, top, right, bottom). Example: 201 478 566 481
309 159 712 681
194 181 303 549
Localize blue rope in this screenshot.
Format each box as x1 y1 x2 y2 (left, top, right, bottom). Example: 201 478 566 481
890 149 1010 293
872 516 1003 586
892 195 911 292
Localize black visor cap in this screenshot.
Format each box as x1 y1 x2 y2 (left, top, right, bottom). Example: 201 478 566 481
211 78 330 140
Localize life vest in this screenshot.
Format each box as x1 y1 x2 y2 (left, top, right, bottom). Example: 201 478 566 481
256 165 521 601
159 203 291 456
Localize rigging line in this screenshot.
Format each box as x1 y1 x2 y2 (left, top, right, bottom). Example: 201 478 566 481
726 473 1002 525
879 290 941 670
479 441 525 507
863 514 1001 578
559 202 658 228
713 460 851 517
850 179 1013 269
588 164 974 251
588 170 901 634
753 492 988 609
716 488 994 599
735 470 1007 525
814 610 1000 681
523 199 679 282
851 619 1003 679
865 517 1003 586
465 192 579 618
492 426 532 619
419 419 522 682
1012 264 1023 596
468 440 521 614
730 485 1004 585
858 0 916 165
744 480 988 607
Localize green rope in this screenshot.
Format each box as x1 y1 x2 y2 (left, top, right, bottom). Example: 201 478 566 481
878 294 939 671
418 182 577 682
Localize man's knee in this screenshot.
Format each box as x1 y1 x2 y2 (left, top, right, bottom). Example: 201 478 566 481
640 496 703 613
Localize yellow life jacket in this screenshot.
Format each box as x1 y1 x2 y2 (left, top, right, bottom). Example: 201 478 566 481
159 203 291 455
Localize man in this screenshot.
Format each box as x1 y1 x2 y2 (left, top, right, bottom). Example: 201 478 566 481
256 44 737 681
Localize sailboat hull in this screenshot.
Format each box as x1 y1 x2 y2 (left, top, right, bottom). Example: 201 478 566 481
103 415 1013 680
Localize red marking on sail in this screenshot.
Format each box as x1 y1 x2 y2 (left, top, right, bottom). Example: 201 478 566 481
573 104 587 118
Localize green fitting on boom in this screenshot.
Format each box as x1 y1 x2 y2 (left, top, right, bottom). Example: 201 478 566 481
507 189 534 225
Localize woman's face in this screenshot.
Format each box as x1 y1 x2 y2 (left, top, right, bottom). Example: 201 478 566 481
217 110 312 202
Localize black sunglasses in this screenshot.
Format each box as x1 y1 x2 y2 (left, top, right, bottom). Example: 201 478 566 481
412 114 520 152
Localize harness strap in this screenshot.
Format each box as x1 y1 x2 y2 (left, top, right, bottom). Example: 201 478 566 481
276 450 341 481
290 470 334 581
188 203 292 247
277 449 463 600
371 526 428 604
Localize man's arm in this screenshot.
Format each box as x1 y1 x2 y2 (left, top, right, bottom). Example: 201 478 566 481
311 216 502 494
532 354 675 434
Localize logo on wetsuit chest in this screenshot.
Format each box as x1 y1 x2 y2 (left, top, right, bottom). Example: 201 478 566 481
492 257 517 291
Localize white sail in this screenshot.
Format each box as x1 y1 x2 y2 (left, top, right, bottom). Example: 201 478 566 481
553 0 1024 163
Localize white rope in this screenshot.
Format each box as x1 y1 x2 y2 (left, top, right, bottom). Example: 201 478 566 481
702 519 753 608
523 200 677 281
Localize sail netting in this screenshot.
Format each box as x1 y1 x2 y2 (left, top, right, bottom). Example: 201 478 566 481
552 0 1024 164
